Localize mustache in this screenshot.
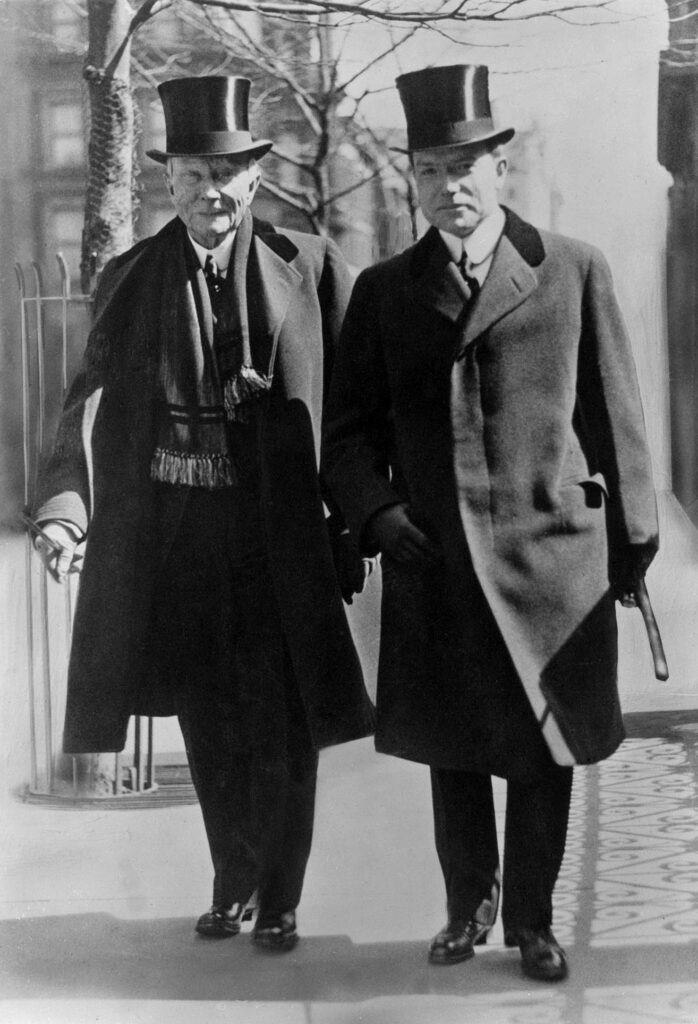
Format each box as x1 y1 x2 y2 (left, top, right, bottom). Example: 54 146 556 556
200 190 247 211
205 192 247 225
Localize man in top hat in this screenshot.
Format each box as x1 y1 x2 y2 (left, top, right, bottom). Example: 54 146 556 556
33 75 374 950
322 64 658 980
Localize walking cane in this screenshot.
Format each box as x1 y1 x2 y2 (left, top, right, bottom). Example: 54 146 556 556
634 578 669 682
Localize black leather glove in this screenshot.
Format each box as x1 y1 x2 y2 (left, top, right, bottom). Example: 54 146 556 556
329 527 372 604
367 503 441 567
610 544 656 606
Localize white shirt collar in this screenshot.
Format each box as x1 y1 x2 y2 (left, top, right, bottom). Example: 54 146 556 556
188 230 236 274
439 206 505 267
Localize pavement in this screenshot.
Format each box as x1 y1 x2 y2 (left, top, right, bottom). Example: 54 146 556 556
2 533 698 1023
2 713 698 1024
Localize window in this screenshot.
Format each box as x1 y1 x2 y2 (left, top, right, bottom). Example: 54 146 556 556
49 1 85 48
44 205 84 285
45 99 85 168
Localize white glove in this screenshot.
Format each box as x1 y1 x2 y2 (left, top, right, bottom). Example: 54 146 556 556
34 521 84 583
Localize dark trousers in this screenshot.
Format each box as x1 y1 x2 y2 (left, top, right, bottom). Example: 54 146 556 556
430 764 573 931
153 485 318 913
176 665 318 913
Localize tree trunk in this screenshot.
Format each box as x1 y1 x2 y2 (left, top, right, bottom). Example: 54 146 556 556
81 0 135 294
73 0 135 795
311 19 335 235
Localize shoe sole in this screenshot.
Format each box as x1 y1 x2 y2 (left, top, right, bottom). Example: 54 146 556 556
195 925 241 938
428 924 490 966
428 946 476 965
506 929 568 981
521 965 568 982
252 933 298 952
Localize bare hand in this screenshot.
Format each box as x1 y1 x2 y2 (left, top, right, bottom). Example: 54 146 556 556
368 504 441 566
34 522 83 583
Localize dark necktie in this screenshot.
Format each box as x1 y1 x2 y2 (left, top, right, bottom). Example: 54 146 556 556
203 254 234 377
458 251 481 302
204 254 223 316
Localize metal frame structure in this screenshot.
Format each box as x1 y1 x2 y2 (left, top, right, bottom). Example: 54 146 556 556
15 254 164 804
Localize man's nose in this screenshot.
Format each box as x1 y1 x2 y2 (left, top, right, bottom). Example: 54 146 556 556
445 173 468 192
200 177 222 198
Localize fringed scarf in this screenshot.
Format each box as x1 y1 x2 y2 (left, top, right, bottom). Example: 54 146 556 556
148 212 277 488
211 212 277 425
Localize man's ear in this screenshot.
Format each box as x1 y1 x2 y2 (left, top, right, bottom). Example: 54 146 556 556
245 167 262 206
495 156 508 191
164 172 174 197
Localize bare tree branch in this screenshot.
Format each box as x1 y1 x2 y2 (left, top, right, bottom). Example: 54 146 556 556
13 0 642 270
335 24 420 93
170 0 630 27
195 5 326 123
127 0 175 35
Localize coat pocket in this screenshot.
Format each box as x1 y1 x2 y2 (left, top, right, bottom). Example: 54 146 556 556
379 554 440 667
553 473 608 534
559 469 608 495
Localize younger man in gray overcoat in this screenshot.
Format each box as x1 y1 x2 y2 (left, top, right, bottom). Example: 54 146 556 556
322 64 658 981
33 75 374 951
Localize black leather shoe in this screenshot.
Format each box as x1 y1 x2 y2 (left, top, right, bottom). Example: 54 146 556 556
195 903 245 938
506 926 568 982
428 917 491 965
429 878 500 966
252 910 298 952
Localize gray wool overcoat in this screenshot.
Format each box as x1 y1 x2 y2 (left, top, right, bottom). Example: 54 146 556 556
322 208 658 776
35 216 375 755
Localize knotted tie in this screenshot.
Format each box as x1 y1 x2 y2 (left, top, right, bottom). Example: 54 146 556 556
202 227 274 423
204 254 224 316
458 251 481 302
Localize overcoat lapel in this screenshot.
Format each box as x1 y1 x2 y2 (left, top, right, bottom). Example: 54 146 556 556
446 222 577 765
412 228 470 324
249 228 303 378
459 233 539 350
411 217 541 350
146 220 304 568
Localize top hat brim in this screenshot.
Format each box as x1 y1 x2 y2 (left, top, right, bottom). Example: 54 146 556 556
391 125 515 155
147 138 273 164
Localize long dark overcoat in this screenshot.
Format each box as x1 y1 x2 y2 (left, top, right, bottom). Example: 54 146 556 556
322 209 658 775
36 216 375 755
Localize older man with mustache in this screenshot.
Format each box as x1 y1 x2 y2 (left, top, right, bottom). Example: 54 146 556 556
33 75 374 951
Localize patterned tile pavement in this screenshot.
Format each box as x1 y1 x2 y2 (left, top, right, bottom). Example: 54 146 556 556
1 715 698 1024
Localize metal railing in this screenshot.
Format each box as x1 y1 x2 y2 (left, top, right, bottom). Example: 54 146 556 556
15 254 192 805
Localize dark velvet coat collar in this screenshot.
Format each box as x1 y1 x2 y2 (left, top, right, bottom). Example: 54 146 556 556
409 206 546 346
95 216 301 338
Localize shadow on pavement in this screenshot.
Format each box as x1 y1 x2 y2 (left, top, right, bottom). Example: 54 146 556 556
2 913 698 1004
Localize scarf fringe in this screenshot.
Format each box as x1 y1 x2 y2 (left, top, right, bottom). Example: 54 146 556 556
224 365 273 423
150 448 237 488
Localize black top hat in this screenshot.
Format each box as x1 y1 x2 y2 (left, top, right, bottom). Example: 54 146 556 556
395 64 514 154
146 76 273 164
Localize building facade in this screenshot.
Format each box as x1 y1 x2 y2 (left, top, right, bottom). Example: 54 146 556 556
0 0 405 524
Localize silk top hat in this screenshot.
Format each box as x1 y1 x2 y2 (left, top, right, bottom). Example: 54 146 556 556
395 64 514 153
147 76 273 164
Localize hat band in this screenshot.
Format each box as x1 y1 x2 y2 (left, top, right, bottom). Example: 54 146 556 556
408 117 501 151
166 130 259 154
